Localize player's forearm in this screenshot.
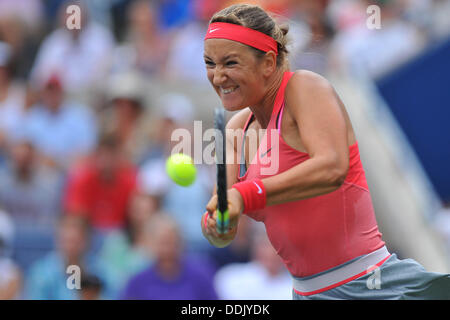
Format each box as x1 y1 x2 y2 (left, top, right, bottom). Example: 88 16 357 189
263 155 348 206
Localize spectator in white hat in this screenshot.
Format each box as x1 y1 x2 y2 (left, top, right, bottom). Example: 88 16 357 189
142 92 195 163
101 71 152 164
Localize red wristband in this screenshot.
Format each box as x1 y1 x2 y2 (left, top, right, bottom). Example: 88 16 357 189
232 179 267 214
203 213 208 229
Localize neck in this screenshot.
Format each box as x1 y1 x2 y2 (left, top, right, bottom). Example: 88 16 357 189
0 83 9 102
65 254 82 267
249 68 286 129
100 171 115 182
15 166 33 182
118 114 137 137
156 259 180 280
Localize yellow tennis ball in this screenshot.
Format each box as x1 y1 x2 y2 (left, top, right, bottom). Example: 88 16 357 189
166 153 197 187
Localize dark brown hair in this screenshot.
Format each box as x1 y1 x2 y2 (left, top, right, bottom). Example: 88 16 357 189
210 4 289 67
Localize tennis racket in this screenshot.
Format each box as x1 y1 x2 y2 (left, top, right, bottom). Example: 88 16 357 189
214 107 229 234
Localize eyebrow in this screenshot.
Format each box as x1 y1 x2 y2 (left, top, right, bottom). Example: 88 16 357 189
203 53 239 61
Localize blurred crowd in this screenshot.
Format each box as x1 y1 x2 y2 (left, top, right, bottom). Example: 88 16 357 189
0 0 449 300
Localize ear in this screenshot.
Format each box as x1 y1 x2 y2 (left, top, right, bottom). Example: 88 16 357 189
261 51 277 77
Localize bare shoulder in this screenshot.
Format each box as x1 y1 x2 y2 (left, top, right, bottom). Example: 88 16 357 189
225 108 252 130
283 69 355 147
285 70 337 113
287 70 334 96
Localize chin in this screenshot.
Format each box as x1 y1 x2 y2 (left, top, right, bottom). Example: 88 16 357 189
222 104 241 112
223 104 246 113
221 98 246 112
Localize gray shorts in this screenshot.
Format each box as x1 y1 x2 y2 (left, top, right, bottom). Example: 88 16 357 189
292 254 450 300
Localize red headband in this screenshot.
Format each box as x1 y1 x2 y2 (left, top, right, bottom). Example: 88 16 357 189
204 22 278 55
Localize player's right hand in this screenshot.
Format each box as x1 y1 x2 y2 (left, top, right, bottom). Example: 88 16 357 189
201 189 243 247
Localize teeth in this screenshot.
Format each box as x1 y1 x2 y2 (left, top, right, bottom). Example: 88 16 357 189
221 87 237 94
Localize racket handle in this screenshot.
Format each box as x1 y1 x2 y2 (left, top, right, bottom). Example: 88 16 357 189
216 209 229 234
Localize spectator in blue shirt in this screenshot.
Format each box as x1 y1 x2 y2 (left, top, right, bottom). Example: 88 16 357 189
23 74 98 171
25 215 111 300
0 140 63 271
120 214 217 300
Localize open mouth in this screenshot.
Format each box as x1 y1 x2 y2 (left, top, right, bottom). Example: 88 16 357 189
220 86 239 94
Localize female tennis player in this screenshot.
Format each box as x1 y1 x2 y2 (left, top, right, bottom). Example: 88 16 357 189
200 4 450 299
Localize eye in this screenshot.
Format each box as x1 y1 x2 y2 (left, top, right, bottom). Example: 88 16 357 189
225 60 237 66
205 60 215 68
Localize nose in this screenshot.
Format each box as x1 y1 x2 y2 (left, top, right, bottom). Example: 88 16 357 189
212 65 227 87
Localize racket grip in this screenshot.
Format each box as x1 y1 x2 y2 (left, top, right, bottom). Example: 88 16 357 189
216 209 229 234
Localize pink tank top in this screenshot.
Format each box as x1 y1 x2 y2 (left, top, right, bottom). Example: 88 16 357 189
238 71 385 277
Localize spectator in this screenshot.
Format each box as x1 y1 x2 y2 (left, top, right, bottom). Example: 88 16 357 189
22 73 98 170
290 1 335 75
0 0 44 80
78 273 103 300
0 41 27 163
30 2 115 100
0 0 44 31
25 215 110 300
111 0 170 76
214 224 292 300
0 210 22 299
0 140 63 229
161 160 215 254
163 0 222 83
329 0 426 78
120 214 217 300
82 0 115 30
136 159 171 214
1 83 40 147
142 92 195 162
97 174 168 297
0 140 63 271
101 71 152 164
63 134 137 250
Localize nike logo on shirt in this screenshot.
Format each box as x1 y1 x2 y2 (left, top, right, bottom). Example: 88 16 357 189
260 147 273 158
